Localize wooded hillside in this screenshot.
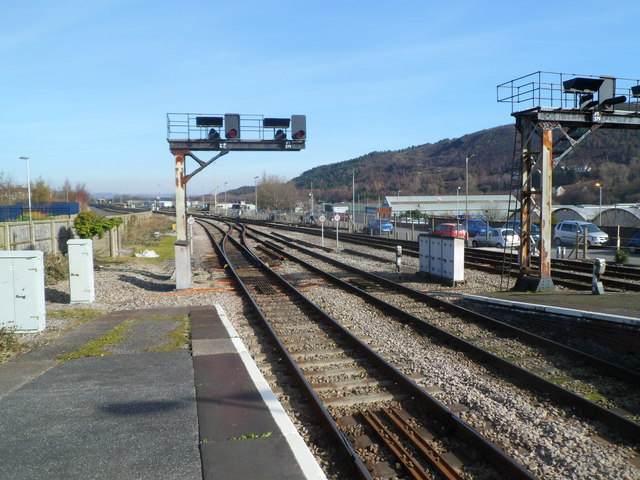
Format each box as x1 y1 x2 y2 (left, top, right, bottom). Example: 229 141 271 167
292 125 640 205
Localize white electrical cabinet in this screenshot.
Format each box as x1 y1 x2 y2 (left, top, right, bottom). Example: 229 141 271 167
0 251 46 332
419 234 465 284
68 239 95 303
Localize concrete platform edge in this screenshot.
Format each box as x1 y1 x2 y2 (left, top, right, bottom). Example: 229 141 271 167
463 294 640 325
213 304 327 480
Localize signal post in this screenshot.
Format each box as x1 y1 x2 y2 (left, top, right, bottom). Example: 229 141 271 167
498 72 640 291
167 113 306 289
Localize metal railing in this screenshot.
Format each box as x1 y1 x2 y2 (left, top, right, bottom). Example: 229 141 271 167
167 113 275 141
497 71 640 113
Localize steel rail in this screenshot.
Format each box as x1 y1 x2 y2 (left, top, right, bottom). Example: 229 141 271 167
250 227 638 382
229 217 640 290
241 230 640 443
198 220 373 479
200 218 538 480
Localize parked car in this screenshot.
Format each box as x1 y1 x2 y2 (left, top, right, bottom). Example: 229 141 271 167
554 221 608 246
432 223 466 238
364 218 394 235
628 230 640 254
461 218 488 238
472 228 520 248
502 220 540 243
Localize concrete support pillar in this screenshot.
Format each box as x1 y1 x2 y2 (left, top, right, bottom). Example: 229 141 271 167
539 125 554 281
173 151 191 290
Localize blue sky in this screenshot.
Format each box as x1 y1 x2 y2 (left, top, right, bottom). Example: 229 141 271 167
2 0 639 197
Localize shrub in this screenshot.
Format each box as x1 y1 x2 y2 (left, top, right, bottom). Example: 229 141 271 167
74 211 122 239
44 252 69 285
0 327 25 361
615 249 629 265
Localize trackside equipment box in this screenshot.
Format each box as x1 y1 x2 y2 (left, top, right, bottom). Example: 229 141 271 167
0 250 46 332
418 234 465 284
68 239 95 303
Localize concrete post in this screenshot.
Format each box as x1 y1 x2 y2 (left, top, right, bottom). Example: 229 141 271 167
173 151 191 289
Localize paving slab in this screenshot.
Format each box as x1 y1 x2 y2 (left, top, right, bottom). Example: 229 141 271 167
0 350 200 480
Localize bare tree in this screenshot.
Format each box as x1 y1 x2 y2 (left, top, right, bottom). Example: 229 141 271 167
75 183 90 211
62 178 75 202
256 173 297 211
0 172 18 205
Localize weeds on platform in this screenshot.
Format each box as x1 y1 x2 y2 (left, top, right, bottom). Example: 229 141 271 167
57 321 132 363
0 328 27 362
47 309 105 325
229 432 273 441
143 314 190 352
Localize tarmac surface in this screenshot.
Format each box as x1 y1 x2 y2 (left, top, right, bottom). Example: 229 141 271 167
0 305 325 480
476 291 640 322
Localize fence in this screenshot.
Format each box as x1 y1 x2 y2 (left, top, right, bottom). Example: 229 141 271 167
0 211 155 257
0 202 79 222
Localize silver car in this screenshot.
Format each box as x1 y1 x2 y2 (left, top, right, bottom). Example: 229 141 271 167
554 221 608 246
553 220 609 247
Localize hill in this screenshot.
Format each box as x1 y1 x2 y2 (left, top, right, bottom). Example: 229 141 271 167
292 125 640 205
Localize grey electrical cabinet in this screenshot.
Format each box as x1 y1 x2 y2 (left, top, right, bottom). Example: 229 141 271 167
0 251 46 332
68 239 95 303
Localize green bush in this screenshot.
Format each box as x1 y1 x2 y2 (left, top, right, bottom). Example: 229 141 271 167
74 211 122 239
615 249 629 265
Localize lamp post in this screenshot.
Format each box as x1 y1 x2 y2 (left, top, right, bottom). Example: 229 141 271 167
224 181 228 205
254 176 259 218
19 156 32 222
465 153 475 224
595 182 603 225
456 186 461 227
352 170 355 233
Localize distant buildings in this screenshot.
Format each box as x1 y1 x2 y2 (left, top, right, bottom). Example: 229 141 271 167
384 195 519 221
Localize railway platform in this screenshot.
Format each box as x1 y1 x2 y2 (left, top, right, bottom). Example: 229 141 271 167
0 305 325 480
465 291 640 322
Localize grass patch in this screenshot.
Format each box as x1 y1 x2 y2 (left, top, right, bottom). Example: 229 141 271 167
549 376 570 385
585 392 606 402
129 235 177 262
47 309 105 324
57 321 133 363
95 256 130 265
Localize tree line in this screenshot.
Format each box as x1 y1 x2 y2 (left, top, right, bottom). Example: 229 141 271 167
0 172 90 211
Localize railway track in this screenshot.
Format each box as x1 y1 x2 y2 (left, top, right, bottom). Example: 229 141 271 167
195 218 639 479
240 224 640 426
232 218 640 292
198 219 536 480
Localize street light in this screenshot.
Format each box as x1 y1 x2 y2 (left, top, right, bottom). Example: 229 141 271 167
19 156 32 222
595 182 603 225
465 153 475 225
456 186 461 227
224 181 228 205
254 176 259 218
